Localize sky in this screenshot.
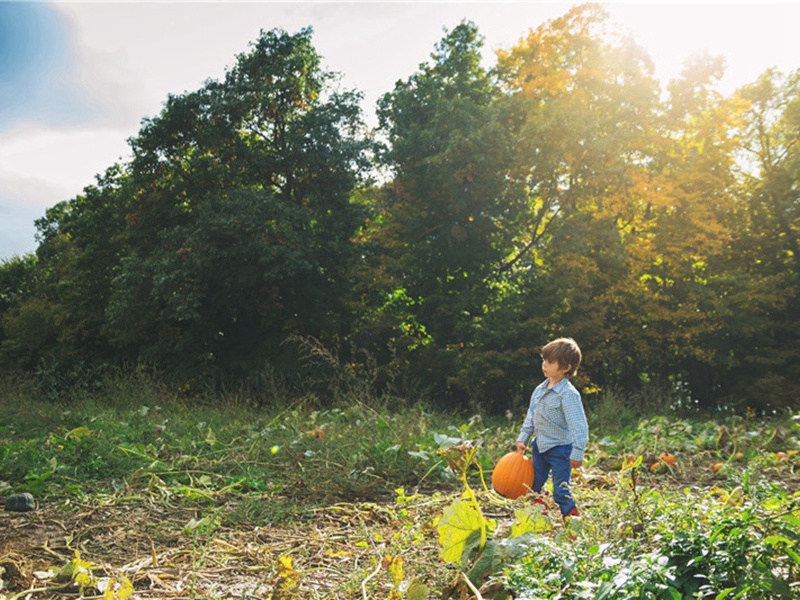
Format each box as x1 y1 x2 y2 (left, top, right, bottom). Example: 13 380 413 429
1 1 799 260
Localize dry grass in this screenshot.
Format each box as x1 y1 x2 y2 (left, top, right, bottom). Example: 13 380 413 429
0 487 458 599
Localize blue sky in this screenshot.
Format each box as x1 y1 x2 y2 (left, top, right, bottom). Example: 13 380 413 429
2 1 800 260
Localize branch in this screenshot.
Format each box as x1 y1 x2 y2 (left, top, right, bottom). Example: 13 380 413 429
460 572 484 600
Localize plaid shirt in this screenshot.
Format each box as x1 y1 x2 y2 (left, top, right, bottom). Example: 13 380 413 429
516 377 588 462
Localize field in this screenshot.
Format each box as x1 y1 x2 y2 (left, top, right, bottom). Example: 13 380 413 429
1 375 799 599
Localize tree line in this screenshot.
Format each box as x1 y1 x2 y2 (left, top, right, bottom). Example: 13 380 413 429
1 5 798 413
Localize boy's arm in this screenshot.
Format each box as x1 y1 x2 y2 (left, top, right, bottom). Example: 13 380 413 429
562 390 588 463
515 395 536 451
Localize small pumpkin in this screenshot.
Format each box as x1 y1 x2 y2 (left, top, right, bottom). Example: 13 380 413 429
491 452 534 499
5 493 36 512
659 452 676 466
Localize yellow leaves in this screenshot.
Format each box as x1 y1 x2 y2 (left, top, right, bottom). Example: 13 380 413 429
52 551 134 600
271 555 301 597
512 506 551 536
437 498 485 563
65 426 92 441
103 577 134 600
385 554 404 586
56 552 94 584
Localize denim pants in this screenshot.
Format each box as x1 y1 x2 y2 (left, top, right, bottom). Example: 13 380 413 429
531 440 576 517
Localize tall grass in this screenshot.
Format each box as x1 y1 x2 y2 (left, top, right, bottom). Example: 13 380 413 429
0 369 506 517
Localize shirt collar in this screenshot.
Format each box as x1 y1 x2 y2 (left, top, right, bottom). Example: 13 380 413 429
547 377 571 393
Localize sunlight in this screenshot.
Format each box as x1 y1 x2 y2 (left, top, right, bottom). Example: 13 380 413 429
608 3 799 92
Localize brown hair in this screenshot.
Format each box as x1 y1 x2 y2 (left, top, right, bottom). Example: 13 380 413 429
541 337 582 376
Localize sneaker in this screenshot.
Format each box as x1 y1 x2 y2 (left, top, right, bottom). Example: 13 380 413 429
564 508 580 540
532 497 549 513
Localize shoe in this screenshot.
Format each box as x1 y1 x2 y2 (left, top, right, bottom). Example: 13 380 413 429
564 508 580 540
532 497 549 513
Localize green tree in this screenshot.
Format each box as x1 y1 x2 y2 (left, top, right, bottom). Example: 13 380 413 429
721 69 800 410
106 27 369 384
0 252 39 369
0 165 129 373
367 21 512 401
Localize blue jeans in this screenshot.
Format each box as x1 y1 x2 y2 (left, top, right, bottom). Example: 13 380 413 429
531 440 576 517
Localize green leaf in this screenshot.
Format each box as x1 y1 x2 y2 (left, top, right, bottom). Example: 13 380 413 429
762 498 785 511
764 535 795 546
438 498 485 563
785 546 800 568
665 587 683 600
406 579 429 600
65 427 92 441
780 514 800 528
467 534 535 585
434 433 463 449
512 506 551 536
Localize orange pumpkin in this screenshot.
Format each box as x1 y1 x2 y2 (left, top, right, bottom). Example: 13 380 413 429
492 452 534 499
659 452 676 466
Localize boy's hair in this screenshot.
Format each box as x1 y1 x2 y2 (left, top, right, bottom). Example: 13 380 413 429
541 337 582 376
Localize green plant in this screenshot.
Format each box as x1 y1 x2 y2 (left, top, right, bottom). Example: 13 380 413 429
503 474 800 599
435 435 552 596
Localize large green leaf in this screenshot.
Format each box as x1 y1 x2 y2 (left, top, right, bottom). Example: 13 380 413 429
438 498 484 564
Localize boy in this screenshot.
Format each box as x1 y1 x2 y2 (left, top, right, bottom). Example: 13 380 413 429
515 337 587 520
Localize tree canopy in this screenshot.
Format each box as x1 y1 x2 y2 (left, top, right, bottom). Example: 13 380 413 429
1 9 798 413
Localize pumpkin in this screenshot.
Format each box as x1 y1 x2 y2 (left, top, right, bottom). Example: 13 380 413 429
659 452 676 466
491 452 534 499
5 493 36 512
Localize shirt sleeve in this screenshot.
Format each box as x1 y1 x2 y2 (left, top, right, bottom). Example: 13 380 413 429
562 389 588 461
516 391 536 446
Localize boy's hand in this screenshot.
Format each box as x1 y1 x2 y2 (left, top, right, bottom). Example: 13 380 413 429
516 442 527 453
571 459 583 469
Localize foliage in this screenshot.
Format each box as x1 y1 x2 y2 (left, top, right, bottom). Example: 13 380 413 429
504 482 800 599
0 27 369 391
1 376 800 598
0 6 799 412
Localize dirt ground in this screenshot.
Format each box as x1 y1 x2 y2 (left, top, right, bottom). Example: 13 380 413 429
4 463 793 599
0 492 454 599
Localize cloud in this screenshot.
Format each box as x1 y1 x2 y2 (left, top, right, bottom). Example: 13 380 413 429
0 3 102 131
0 123 133 259
1 1 800 261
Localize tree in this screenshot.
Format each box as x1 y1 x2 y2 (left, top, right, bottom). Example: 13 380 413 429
0 253 39 369
0 165 130 374
105 27 369 384
367 21 512 401
485 3 663 400
720 69 800 410
0 27 369 390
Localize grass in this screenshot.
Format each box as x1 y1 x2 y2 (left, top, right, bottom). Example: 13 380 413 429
0 373 798 598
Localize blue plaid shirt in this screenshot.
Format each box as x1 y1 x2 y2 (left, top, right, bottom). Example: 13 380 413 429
516 377 588 461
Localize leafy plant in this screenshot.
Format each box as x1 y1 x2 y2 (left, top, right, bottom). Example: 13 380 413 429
435 436 551 596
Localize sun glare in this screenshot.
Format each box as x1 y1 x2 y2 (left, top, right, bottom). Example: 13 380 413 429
608 3 798 92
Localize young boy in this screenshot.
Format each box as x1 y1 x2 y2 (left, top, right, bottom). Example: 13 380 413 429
515 337 587 520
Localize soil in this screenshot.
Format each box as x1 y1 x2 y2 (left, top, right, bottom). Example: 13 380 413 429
0 492 451 599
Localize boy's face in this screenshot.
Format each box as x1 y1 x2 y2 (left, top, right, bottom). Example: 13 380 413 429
542 357 570 380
